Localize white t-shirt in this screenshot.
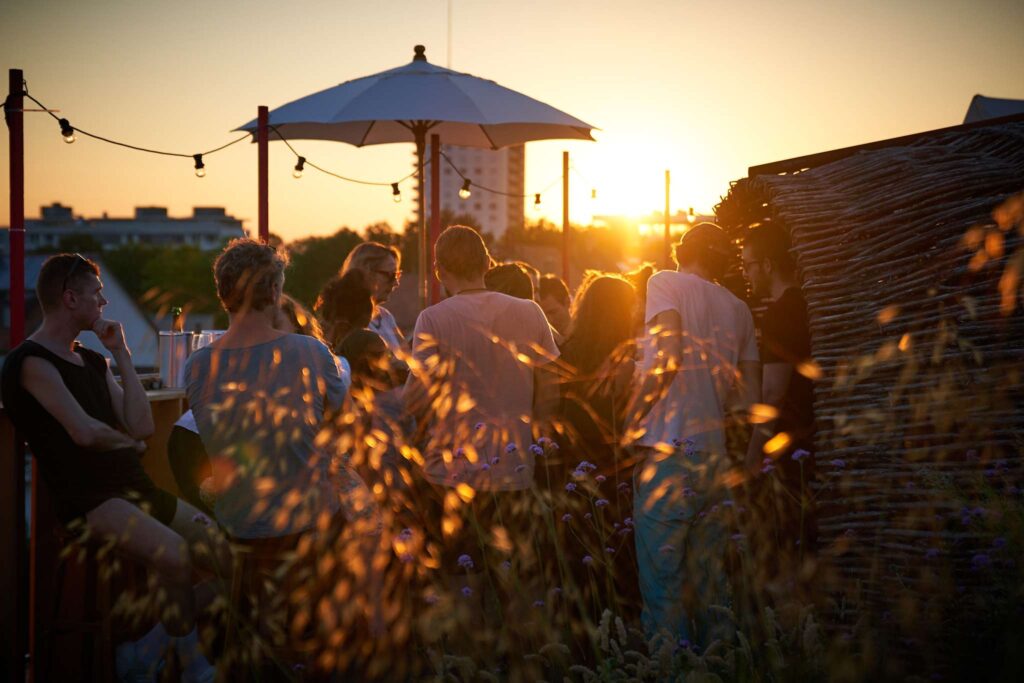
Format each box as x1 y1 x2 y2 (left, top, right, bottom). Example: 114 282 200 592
406 291 559 491
369 306 404 353
637 271 759 455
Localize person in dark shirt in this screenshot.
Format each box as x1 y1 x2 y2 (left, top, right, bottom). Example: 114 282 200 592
742 225 818 572
1 254 228 679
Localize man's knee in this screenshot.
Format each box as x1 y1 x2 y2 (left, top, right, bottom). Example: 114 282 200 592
156 538 193 584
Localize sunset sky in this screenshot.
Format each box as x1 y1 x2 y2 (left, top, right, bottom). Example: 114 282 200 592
2 0 1022 243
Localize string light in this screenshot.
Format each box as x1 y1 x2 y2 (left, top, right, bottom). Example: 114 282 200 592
688 207 695 221
58 118 75 144
534 193 542 209
392 182 402 203
459 178 472 200
591 188 597 200
193 153 206 178
293 156 305 179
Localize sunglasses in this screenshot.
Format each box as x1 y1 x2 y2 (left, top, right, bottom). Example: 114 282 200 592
62 253 89 292
375 269 401 284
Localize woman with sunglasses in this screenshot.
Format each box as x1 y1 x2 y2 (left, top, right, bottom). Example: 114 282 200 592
340 242 404 354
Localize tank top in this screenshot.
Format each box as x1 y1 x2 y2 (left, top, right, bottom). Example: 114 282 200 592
1 340 154 523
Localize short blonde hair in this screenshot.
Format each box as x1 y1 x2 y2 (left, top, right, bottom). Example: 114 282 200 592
435 225 490 280
214 238 288 313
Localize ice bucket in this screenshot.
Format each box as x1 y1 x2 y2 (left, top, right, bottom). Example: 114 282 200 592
158 331 193 389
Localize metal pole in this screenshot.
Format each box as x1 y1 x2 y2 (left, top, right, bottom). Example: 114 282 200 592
429 134 442 305
562 151 570 284
4 65 27 683
258 106 269 242
664 169 671 268
415 128 428 310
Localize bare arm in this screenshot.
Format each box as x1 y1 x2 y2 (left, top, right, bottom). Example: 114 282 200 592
626 310 682 428
95 319 154 440
21 357 145 452
745 362 791 473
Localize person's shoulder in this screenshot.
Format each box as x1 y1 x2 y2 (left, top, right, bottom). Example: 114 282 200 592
376 306 397 324
73 343 107 368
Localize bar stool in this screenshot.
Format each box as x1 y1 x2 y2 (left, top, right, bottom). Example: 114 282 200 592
223 531 311 679
38 527 116 682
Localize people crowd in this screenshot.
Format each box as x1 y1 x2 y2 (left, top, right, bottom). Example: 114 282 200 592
2 221 818 680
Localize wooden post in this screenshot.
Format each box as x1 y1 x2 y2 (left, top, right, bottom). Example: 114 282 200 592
258 106 269 243
562 151 570 284
4 66 27 683
664 169 671 268
429 134 442 304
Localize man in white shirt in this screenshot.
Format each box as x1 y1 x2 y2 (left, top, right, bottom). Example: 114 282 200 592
405 226 559 570
629 223 761 642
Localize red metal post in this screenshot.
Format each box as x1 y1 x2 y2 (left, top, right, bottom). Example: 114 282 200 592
258 106 269 243
4 65 28 683
562 151 570 284
429 134 441 304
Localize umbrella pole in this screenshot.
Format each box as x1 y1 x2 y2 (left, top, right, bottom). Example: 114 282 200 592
415 128 428 310
430 133 442 305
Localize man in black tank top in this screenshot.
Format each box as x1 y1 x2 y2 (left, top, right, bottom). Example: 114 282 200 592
2 254 227 680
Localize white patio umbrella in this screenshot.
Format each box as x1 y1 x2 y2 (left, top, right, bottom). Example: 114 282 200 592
236 45 596 306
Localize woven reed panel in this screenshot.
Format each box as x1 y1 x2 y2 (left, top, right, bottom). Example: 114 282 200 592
716 121 1024 671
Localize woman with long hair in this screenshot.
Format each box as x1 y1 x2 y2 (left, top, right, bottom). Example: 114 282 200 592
315 270 376 355
557 275 638 476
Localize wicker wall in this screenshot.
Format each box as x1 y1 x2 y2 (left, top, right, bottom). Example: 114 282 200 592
716 121 1024 671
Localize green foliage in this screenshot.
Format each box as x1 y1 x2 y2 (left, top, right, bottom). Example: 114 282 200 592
55 233 103 254
101 243 221 320
283 227 364 309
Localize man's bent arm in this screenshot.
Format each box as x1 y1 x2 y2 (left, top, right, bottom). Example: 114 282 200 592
108 347 154 440
22 357 145 452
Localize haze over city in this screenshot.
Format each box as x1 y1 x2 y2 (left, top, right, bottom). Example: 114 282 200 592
3 0 1023 243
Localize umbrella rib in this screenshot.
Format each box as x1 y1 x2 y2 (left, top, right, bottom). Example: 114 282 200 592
357 121 376 147
478 125 499 151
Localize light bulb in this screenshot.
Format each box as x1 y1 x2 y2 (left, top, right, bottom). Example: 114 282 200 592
591 188 597 200
392 183 402 203
193 153 205 178
459 179 472 200
195 168 206 178
533 193 542 210
58 118 75 144
293 156 305 179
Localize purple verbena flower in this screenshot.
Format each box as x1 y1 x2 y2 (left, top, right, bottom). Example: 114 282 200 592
604 546 615 554
582 555 594 566
561 513 573 522
474 422 485 430
491 456 501 465
596 474 607 484
565 482 577 492
584 512 593 520
617 482 630 492
461 586 473 597
830 459 846 469
481 463 490 471
792 449 810 462
455 447 466 459
624 517 633 526
595 498 610 508
529 444 544 457
501 560 512 571
576 460 597 472
533 600 545 608
514 464 527 473
761 464 776 475
398 527 414 541
505 443 518 453
457 554 474 570
537 437 552 447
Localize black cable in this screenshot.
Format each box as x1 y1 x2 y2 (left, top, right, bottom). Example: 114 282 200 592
439 150 562 199
269 125 422 186
22 89 250 157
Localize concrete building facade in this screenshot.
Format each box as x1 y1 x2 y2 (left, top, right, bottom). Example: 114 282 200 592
416 144 525 239
13 204 246 252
